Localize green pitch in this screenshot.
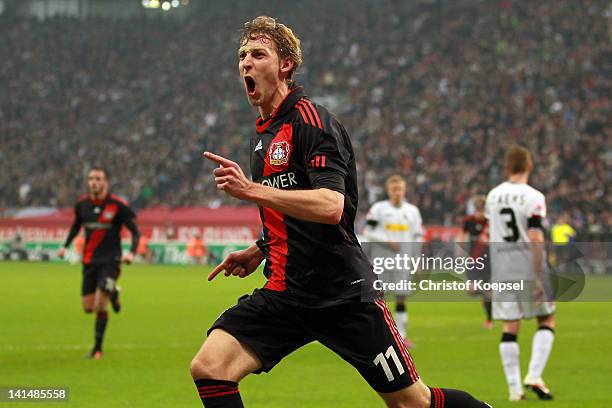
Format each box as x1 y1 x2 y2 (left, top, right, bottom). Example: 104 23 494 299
1 262 611 407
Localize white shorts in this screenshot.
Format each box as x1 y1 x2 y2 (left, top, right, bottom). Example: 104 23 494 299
491 276 556 320
492 298 556 321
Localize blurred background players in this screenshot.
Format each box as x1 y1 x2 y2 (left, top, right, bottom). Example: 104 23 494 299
187 232 208 265
457 195 492 329
550 212 577 268
486 145 555 401
137 234 155 263
364 175 423 348
58 167 140 359
3 232 28 261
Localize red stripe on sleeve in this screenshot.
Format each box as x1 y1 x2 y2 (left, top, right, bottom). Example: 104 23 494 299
306 99 323 129
304 99 323 129
296 104 311 125
315 155 320 167
298 100 318 128
110 194 128 207
321 155 326 167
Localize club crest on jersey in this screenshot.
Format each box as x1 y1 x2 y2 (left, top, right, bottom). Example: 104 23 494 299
269 141 291 166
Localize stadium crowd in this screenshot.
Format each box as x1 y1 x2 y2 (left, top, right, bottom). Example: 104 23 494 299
1 0 610 238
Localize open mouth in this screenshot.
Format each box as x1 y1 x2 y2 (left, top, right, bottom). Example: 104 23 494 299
244 76 256 96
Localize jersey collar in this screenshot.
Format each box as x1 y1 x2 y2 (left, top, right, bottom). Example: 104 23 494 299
255 86 306 133
89 192 109 205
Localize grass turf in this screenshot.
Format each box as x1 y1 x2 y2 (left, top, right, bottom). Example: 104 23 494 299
0 262 611 407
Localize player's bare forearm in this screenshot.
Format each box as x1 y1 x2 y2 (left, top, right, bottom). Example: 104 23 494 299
528 228 545 298
204 150 344 224
245 242 265 261
244 183 344 225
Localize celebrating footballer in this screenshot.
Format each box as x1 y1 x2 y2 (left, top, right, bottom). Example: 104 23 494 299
192 16 491 408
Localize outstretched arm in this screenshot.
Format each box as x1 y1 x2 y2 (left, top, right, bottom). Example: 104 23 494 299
63 219 82 249
204 152 344 225
122 217 141 264
59 207 82 258
245 183 343 225
124 217 140 255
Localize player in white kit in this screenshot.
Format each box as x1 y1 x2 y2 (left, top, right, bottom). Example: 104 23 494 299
364 175 423 349
485 145 555 401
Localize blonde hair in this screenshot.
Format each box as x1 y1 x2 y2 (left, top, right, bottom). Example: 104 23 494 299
385 174 406 188
472 195 486 211
504 144 532 175
240 16 302 84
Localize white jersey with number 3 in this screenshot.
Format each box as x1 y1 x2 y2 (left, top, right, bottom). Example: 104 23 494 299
485 181 546 281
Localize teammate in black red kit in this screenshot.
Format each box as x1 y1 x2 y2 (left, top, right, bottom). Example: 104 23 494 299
457 195 493 329
58 167 140 359
190 17 491 408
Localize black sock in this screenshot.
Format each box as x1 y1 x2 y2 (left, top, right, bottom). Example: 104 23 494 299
395 302 406 312
429 387 491 407
94 310 108 351
482 300 492 321
194 379 243 407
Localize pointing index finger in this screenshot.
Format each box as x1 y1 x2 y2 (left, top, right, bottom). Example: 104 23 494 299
207 262 227 281
203 152 237 168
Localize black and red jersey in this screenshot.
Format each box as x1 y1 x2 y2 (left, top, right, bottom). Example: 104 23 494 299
462 214 488 258
64 193 140 264
251 86 373 305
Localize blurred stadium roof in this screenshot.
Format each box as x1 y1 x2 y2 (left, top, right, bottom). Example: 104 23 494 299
1 0 194 19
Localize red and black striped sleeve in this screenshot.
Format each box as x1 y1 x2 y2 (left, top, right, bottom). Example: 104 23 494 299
116 198 140 254
295 101 349 194
63 202 83 248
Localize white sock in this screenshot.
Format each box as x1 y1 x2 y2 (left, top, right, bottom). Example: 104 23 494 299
394 311 407 338
527 328 555 381
499 341 522 396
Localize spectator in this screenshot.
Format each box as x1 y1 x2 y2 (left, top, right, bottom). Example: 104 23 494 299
137 235 154 263
186 232 208 265
0 0 609 239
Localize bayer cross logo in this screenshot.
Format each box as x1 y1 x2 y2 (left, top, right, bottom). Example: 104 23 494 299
271 145 285 161
269 141 290 166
